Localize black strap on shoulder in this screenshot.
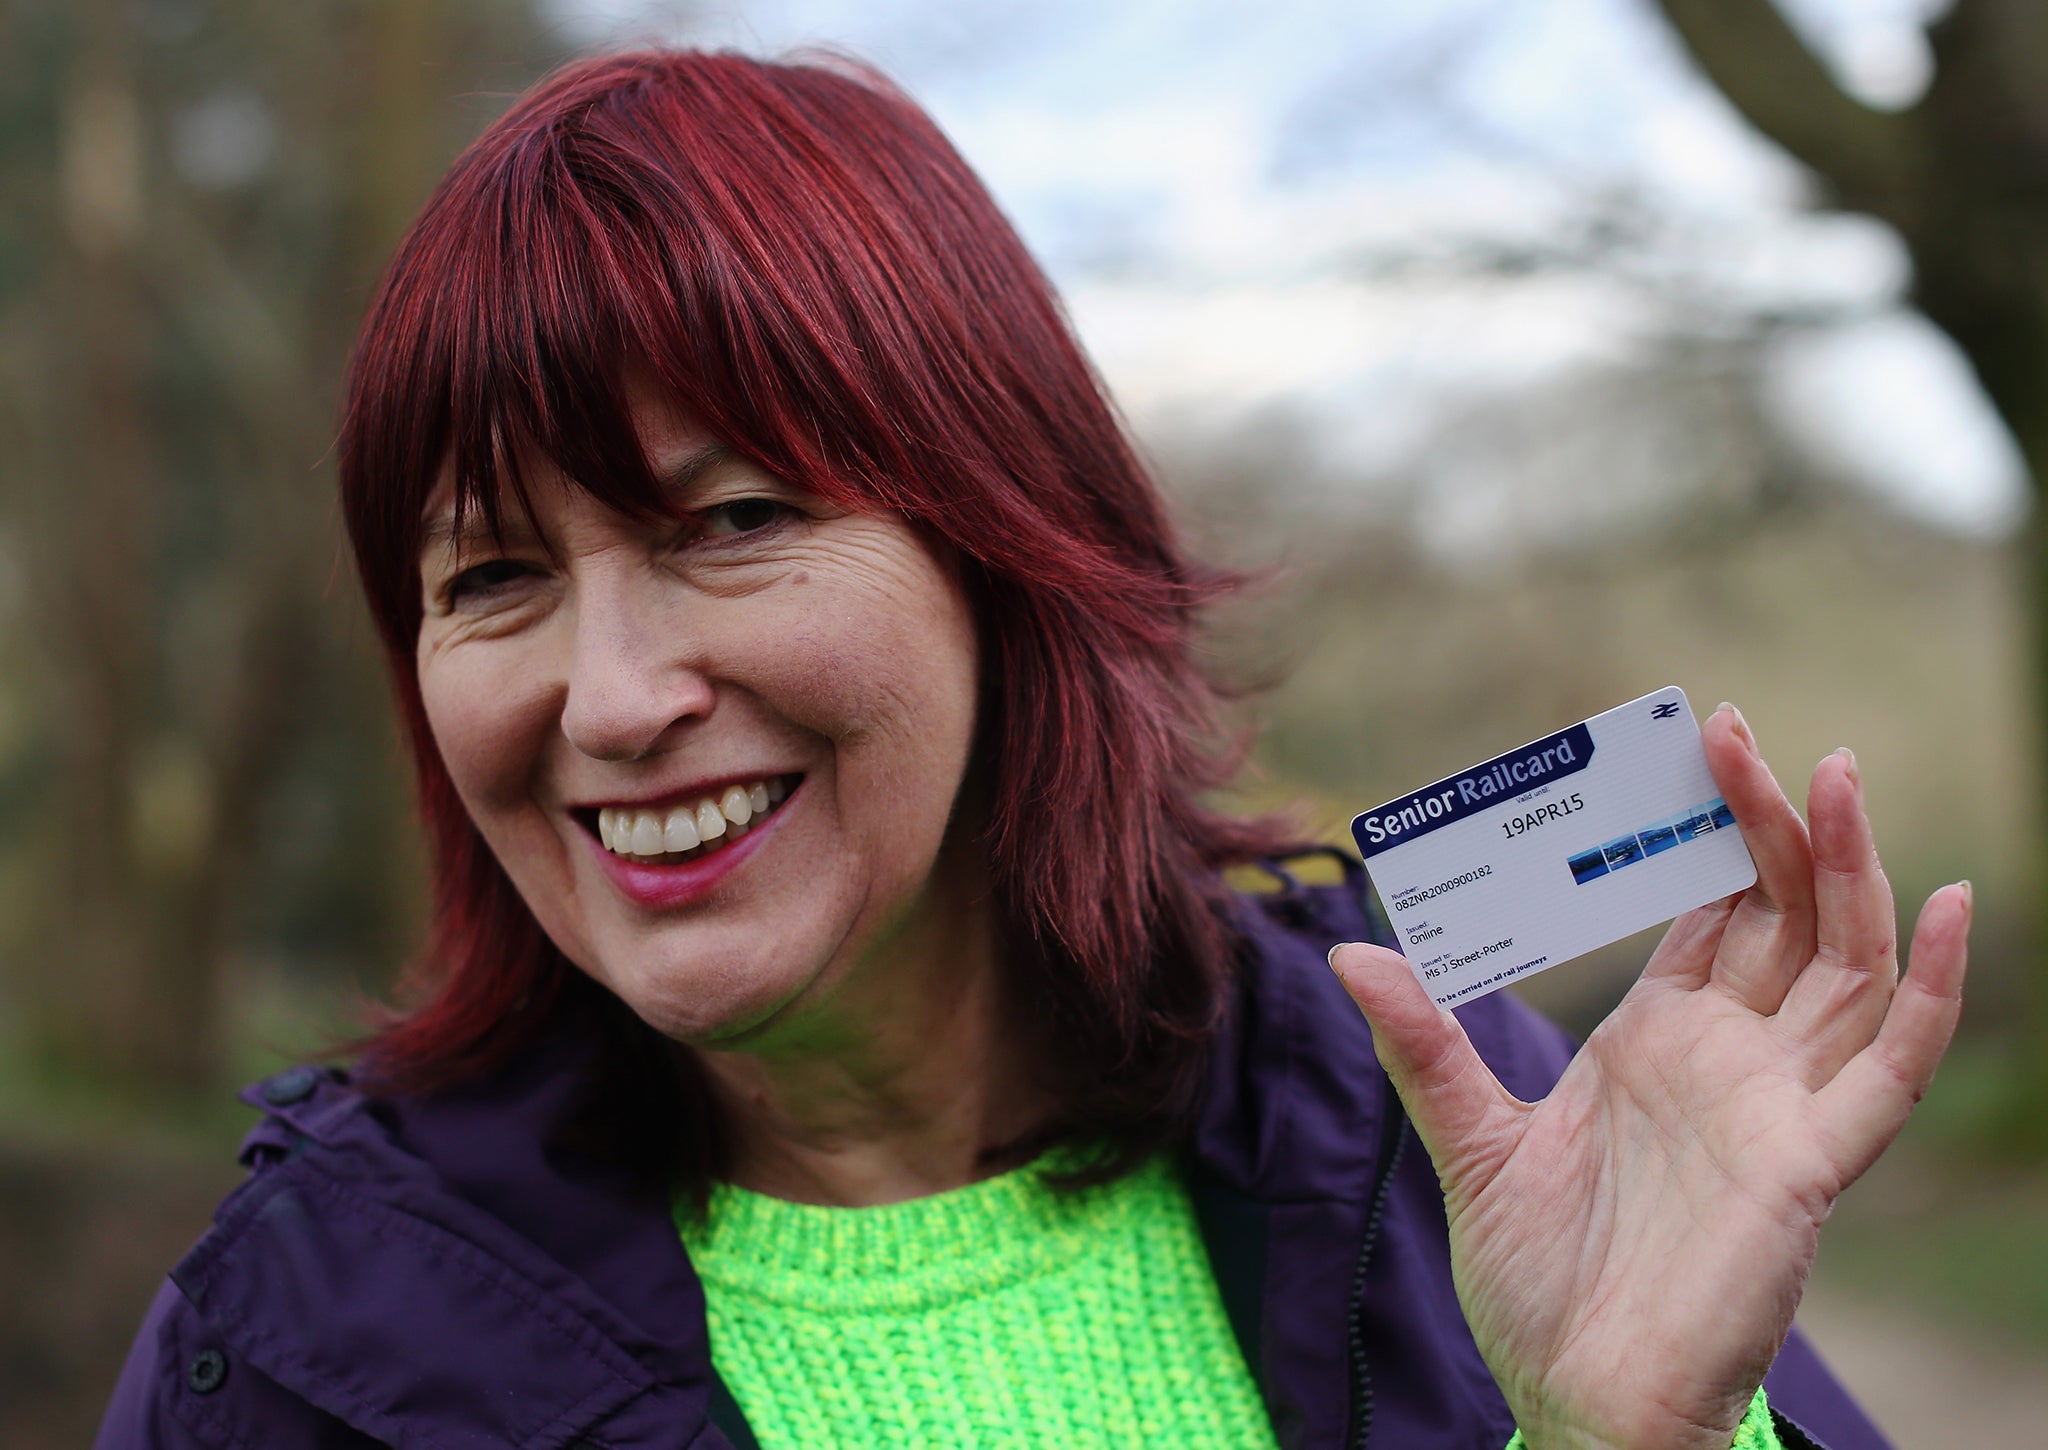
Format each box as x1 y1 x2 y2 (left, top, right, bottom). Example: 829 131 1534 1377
1184 1167 1271 1388
705 1372 762 1450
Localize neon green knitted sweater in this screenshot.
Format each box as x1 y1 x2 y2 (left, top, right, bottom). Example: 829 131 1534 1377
678 1152 1278 1447
678 1154 1783 1450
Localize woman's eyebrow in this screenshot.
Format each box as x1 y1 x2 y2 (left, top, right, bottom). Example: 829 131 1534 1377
657 442 739 499
417 444 740 546
419 511 533 549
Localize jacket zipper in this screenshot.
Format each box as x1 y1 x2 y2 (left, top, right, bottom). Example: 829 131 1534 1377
1343 1110 1410 1450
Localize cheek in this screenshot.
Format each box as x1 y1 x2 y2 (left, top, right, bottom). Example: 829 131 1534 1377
739 562 978 748
832 617 979 835
733 581 978 849
417 646 555 815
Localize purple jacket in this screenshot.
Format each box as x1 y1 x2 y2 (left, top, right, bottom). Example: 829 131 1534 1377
99 860 1891 1449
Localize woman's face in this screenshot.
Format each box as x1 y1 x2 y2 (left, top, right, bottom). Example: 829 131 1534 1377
415 385 984 1046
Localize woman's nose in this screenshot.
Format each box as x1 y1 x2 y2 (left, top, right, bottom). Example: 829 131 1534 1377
558 589 715 762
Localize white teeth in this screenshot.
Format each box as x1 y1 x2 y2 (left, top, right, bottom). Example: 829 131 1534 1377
597 777 791 858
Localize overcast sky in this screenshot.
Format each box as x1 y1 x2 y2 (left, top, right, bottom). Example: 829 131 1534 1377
547 0 2025 544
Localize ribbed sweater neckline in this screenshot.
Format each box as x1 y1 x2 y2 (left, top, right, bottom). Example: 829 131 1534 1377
679 1152 1140 1316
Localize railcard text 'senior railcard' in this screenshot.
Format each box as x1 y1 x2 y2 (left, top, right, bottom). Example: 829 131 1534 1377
1351 686 1757 1008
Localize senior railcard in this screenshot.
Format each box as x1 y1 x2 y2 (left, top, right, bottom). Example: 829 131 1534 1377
1350 686 1757 1008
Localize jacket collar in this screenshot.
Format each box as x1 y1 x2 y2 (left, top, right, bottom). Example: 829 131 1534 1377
1190 870 1395 1204
1186 865 1408 1449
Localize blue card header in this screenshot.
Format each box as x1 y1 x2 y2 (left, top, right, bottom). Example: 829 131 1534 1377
1352 722 1597 860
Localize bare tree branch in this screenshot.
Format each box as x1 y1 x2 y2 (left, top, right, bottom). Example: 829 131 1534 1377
1648 0 1929 216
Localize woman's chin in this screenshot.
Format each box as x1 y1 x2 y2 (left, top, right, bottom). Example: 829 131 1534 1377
584 952 818 1050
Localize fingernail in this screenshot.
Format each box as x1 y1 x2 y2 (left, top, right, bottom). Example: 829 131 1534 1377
1832 745 1859 786
1958 879 1974 914
1718 702 1753 747
1327 943 1347 970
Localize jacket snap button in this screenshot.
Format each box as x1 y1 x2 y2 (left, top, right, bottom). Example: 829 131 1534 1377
261 1065 320 1106
186 1349 228 1394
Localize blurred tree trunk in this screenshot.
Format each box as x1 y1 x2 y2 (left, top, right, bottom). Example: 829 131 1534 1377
9 0 487 1102
30 0 164 1085
1651 0 2048 1139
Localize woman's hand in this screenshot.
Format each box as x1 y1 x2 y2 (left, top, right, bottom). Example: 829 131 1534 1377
1329 704 1971 1450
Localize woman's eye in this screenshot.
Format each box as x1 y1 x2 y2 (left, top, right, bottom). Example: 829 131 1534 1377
446 558 536 602
700 498 790 538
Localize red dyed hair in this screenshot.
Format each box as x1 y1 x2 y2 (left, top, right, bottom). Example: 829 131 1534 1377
338 49 1299 1184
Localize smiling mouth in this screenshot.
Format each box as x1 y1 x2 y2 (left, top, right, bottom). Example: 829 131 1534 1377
582 775 796 866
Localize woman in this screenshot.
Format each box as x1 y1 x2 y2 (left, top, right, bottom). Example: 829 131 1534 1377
99 48 1966 1450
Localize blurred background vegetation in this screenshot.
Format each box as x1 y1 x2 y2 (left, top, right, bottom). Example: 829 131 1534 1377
2 0 2044 1443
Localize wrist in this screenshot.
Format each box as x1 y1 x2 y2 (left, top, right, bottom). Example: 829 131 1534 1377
1506 1386 1773 1450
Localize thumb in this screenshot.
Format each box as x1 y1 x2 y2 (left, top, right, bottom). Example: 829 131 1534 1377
1328 941 1522 1189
